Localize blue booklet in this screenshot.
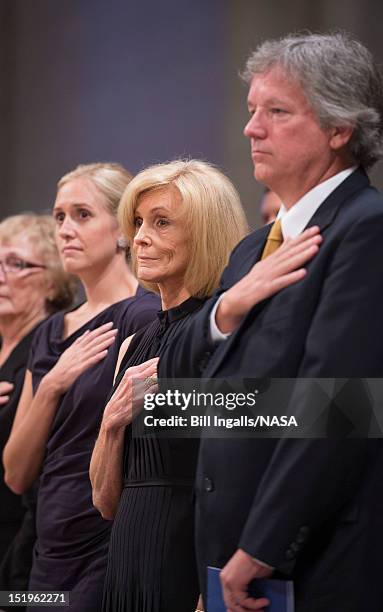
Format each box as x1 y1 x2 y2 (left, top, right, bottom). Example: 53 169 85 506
207 566 294 612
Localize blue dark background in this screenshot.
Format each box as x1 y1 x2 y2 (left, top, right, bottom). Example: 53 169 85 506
1 0 382 228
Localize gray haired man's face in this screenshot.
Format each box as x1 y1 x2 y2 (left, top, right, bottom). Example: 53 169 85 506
243 67 338 207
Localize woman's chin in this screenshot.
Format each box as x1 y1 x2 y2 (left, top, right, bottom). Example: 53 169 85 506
61 259 88 276
137 268 161 283
138 273 158 284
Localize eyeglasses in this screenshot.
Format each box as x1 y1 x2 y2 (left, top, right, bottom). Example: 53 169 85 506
0 256 47 275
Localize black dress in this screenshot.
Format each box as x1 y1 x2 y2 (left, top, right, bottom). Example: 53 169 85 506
27 288 159 612
102 297 203 612
0 327 42 612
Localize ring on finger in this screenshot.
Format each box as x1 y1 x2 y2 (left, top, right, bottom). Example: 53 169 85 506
143 377 157 391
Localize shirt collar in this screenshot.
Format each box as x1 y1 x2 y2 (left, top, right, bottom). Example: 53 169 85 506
277 167 357 239
156 296 205 324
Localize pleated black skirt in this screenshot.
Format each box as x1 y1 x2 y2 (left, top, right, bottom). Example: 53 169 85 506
102 485 199 612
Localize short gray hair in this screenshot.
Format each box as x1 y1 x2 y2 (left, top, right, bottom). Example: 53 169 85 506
243 32 383 169
0 214 76 313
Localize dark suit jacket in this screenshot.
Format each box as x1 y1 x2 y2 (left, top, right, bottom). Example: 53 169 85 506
159 168 383 611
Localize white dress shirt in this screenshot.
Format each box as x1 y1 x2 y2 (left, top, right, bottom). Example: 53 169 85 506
210 167 357 341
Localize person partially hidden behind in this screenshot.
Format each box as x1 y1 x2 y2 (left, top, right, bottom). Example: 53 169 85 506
260 188 280 225
0 214 74 611
159 32 383 612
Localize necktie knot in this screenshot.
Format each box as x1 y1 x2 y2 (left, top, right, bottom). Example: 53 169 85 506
261 219 283 260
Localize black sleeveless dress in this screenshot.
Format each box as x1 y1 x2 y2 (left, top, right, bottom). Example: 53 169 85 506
102 297 203 612
27 288 159 611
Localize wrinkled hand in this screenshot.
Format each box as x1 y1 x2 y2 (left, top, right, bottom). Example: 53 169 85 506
102 358 159 433
44 322 118 396
0 381 14 406
221 549 272 612
216 226 322 333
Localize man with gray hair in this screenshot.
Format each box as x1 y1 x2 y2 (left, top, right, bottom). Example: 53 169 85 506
159 32 383 611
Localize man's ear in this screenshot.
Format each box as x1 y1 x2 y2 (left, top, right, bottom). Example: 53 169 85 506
329 125 354 151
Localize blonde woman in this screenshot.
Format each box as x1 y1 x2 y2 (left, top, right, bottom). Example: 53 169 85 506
90 159 320 612
4 164 159 611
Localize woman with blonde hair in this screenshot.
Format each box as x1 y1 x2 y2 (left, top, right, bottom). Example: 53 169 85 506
90 159 320 611
4 163 159 611
0 213 75 603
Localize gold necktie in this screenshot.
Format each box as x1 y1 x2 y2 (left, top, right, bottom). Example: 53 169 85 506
261 219 283 260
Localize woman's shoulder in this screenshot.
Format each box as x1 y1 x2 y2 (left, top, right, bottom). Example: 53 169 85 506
111 288 160 334
34 290 158 344
126 286 160 312
98 287 159 315
27 311 65 368
32 310 64 342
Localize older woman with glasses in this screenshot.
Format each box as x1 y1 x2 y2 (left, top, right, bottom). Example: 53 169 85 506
0 213 75 604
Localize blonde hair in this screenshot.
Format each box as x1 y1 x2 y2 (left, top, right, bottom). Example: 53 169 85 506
0 214 76 313
118 159 248 298
58 162 133 217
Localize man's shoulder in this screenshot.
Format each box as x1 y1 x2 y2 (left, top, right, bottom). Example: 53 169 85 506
336 168 383 217
230 224 269 257
351 183 383 210
221 225 269 285
309 169 383 238
336 182 383 228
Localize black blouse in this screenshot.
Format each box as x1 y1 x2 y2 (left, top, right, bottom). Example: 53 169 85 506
113 296 205 486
